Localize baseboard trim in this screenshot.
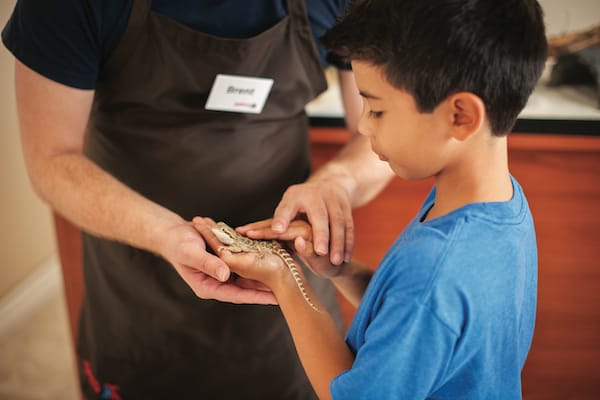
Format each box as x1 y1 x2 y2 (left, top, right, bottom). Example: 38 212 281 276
0 255 62 339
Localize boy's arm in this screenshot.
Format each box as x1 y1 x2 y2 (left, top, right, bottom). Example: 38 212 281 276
195 218 366 399
272 267 355 400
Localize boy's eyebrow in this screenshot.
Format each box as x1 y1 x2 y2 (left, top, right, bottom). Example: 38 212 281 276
359 90 381 100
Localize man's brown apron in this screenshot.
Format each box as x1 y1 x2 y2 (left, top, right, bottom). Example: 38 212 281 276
79 0 342 398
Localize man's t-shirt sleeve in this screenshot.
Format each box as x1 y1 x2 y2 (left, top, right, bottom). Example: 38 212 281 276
308 0 352 70
1 0 122 89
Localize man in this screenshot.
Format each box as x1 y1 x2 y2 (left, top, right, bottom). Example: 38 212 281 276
3 0 392 398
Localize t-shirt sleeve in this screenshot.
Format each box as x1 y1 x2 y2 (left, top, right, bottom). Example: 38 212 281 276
330 295 458 399
2 0 104 89
308 0 351 69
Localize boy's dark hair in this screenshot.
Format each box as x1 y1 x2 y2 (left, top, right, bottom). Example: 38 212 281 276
322 0 548 135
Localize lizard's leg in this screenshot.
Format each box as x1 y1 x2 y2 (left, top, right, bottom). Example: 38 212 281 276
217 245 244 254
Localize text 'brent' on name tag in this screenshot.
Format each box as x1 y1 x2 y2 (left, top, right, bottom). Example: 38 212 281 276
205 74 274 114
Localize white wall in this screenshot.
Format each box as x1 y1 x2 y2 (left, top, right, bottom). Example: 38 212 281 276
0 0 55 299
540 0 600 36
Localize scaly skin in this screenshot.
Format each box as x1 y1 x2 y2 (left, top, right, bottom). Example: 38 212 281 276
211 221 321 312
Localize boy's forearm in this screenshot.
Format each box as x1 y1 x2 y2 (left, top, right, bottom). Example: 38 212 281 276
329 260 374 308
270 271 354 400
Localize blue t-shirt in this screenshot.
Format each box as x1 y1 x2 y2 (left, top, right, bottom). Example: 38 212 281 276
332 176 537 399
2 0 349 90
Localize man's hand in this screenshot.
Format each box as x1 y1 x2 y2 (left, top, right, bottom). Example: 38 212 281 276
242 179 354 267
158 219 277 305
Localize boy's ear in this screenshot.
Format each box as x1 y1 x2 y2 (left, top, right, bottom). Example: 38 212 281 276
445 92 486 141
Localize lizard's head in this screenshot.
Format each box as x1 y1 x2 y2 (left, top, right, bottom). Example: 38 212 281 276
211 222 237 245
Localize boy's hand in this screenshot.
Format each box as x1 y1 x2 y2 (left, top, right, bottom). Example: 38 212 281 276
193 218 288 290
238 218 343 279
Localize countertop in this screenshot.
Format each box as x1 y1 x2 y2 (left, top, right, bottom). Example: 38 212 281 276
306 64 600 135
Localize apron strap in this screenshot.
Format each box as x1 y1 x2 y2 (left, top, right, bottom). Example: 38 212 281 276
286 0 309 23
103 0 152 75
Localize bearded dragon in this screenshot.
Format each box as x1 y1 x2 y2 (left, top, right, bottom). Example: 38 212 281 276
211 221 321 313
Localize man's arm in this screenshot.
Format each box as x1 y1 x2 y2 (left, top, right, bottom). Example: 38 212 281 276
14 60 274 304
264 69 395 265
315 68 394 207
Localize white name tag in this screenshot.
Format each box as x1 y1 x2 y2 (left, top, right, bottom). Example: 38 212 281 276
205 74 274 114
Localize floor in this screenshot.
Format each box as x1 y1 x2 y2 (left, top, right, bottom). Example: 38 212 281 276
0 290 80 400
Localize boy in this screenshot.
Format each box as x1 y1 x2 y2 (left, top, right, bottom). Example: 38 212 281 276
195 0 547 398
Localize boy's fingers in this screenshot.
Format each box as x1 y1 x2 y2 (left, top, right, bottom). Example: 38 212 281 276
237 219 273 234
246 220 313 241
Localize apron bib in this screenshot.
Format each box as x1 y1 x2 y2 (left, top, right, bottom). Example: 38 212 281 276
78 0 341 398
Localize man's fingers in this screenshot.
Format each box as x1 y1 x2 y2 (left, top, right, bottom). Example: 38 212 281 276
192 218 223 254
188 271 277 304
306 204 330 256
275 194 332 257
195 247 230 282
177 225 230 282
272 199 301 233
235 277 272 292
343 205 355 263
326 202 347 265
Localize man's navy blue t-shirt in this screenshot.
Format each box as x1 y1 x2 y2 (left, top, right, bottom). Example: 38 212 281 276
2 0 349 89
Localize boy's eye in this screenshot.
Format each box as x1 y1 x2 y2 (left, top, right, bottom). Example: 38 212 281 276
369 110 384 118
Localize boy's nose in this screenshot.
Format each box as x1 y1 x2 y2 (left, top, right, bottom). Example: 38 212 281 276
357 112 374 138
